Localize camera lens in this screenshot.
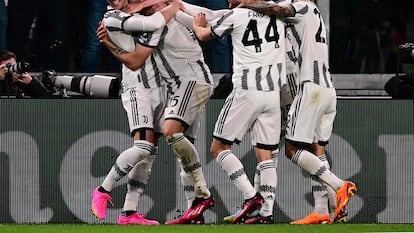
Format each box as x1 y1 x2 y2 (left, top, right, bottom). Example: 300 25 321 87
6 61 30 74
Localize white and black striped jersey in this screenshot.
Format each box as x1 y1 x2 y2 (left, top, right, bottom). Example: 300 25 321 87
105 10 212 90
103 7 166 52
285 22 299 76
102 9 169 90
121 53 165 91
149 18 213 88
120 27 168 90
211 8 286 91
287 1 333 88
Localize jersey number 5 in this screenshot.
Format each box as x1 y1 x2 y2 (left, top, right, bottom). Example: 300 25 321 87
242 16 280 53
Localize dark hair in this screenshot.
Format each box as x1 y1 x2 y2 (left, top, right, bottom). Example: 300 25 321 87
0 49 17 63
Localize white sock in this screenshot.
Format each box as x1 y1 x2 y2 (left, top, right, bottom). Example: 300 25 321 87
292 149 343 191
312 155 329 215
167 133 211 198
101 140 153 192
180 167 195 209
254 150 279 191
311 175 329 215
254 166 260 191
258 160 277 217
272 149 279 190
122 147 157 212
320 155 337 212
216 150 256 200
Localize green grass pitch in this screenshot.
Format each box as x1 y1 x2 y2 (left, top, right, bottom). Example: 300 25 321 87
1 224 414 233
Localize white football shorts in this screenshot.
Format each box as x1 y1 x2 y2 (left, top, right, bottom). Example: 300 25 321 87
213 88 281 149
285 81 336 144
164 79 213 139
121 85 167 135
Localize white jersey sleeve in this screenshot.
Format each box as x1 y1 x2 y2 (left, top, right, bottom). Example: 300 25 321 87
174 10 194 29
103 10 166 32
103 9 167 52
122 12 166 32
103 11 137 52
183 2 229 22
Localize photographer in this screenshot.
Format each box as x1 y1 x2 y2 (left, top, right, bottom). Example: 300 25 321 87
384 43 414 99
0 49 52 98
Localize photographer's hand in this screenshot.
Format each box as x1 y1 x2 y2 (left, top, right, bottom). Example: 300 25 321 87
12 72 33 85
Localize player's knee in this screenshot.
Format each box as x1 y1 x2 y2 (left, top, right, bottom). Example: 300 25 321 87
210 143 219 158
162 119 185 137
165 132 185 145
284 140 297 159
210 138 231 158
285 140 312 159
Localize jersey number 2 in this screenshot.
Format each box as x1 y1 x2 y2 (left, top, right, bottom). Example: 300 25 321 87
314 8 326 43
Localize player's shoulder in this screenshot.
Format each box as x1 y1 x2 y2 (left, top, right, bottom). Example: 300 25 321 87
291 1 315 14
228 7 253 16
103 9 130 20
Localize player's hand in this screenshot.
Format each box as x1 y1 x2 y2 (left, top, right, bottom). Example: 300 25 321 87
107 0 124 10
96 21 120 51
169 0 184 10
193 12 207 28
96 21 109 44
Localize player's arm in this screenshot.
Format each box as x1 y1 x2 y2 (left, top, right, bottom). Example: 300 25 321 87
97 22 152 70
192 13 214 41
119 45 153 71
175 1 230 30
105 0 181 33
174 10 195 29
158 0 184 23
125 0 169 13
241 1 295 17
123 0 182 31
175 0 229 30
181 1 229 21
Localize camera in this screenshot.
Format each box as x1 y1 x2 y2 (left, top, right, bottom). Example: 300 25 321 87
399 43 414 64
5 55 38 75
6 61 32 74
51 74 121 98
3 54 121 97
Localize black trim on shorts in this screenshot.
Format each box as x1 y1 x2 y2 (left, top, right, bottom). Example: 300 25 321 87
213 135 237 146
256 143 279 151
131 128 154 139
318 140 329 146
285 138 312 151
